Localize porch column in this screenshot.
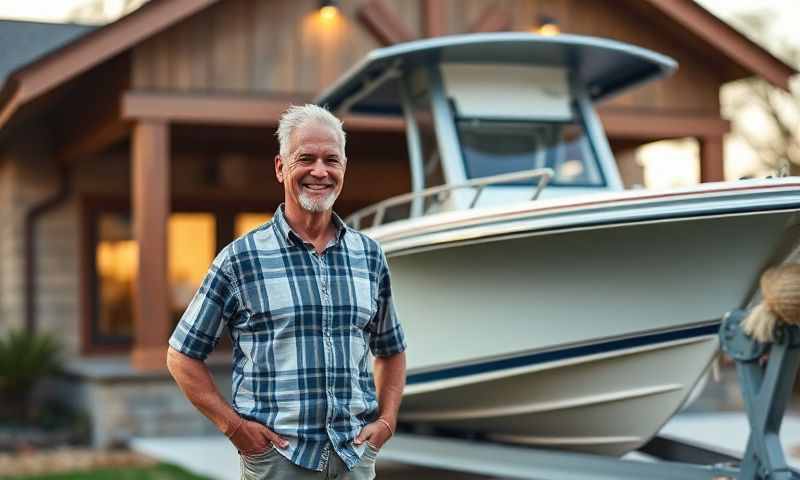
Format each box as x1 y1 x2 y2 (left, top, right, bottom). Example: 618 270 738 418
699 135 725 183
130 120 171 371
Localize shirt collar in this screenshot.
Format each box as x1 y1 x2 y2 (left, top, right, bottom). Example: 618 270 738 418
273 204 348 247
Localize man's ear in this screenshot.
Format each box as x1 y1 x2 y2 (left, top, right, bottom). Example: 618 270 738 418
274 155 284 183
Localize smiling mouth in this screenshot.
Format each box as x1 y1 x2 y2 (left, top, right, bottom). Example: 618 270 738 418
303 184 333 191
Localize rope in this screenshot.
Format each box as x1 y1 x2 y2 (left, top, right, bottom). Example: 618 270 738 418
742 264 800 342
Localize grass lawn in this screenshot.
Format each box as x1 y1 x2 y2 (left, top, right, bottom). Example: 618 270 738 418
1 463 213 480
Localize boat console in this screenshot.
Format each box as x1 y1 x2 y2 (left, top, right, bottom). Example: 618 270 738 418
316 33 677 225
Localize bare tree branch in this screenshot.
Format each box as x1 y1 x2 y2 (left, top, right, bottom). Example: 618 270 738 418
727 10 799 174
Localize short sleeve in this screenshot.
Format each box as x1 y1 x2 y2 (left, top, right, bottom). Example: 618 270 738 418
368 247 407 357
168 246 240 360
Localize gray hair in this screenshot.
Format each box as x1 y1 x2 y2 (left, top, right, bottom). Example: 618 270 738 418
275 104 346 158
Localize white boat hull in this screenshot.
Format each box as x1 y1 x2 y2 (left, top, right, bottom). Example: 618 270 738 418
401 335 718 456
366 182 800 456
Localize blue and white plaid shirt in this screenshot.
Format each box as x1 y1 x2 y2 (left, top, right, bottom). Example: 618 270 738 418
169 205 406 471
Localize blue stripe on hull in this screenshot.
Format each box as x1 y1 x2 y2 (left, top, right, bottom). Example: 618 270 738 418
407 323 720 385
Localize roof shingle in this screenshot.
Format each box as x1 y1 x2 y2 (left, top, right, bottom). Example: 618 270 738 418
0 19 95 85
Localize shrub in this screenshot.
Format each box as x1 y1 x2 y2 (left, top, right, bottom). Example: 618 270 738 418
0 330 62 422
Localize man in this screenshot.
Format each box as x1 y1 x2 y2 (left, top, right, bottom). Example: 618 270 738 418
167 104 407 480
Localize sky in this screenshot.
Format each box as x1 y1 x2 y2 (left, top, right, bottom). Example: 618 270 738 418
0 0 138 23
0 0 798 188
698 0 800 45
0 0 797 38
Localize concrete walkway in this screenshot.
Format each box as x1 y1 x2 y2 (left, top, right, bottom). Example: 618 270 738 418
131 413 800 480
659 411 800 469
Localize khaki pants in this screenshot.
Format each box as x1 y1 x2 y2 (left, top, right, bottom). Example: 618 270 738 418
240 444 377 480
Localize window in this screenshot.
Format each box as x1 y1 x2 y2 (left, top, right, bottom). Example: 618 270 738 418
84 198 274 351
95 214 136 341
168 214 216 325
457 107 604 187
235 213 272 237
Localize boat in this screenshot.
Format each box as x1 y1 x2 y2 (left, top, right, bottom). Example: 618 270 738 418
315 33 800 456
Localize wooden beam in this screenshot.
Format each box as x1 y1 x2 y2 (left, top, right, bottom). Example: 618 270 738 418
122 90 405 131
468 5 511 33
356 0 416 46
599 107 731 140
0 81 21 131
130 120 171 371
421 0 446 37
57 121 130 164
700 135 725 183
641 0 795 91
123 90 296 125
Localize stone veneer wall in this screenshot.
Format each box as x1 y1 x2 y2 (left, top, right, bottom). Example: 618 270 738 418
0 130 61 337
56 359 233 447
0 143 133 354
0 159 10 331
1 132 82 353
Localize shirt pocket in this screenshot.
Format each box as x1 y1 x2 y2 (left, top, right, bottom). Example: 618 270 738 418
347 274 378 330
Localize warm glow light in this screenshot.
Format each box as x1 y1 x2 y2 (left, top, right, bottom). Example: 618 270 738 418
537 23 560 36
319 5 339 22
559 160 584 179
168 214 215 309
97 240 138 282
235 213 273 238
638 138 700 189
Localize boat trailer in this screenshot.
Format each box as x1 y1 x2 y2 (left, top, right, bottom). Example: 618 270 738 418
383 310 800 480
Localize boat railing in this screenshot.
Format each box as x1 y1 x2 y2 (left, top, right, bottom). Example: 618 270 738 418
346 168 554 229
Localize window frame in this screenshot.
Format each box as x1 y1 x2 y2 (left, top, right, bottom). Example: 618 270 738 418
80 195 273 354
454 103 608 189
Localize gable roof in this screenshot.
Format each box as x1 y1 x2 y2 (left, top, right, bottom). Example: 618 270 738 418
0 0 795 132
637 0 796 90
0 0 219 129
0 19 95 87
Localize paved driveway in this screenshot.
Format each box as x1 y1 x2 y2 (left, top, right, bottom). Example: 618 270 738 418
131 413 800 480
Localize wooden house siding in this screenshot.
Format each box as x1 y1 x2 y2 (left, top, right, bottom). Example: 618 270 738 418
132 0 382 95
436 0 722 112
131 0 721 113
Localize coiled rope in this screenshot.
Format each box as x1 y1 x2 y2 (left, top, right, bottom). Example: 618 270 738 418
742 264 800 343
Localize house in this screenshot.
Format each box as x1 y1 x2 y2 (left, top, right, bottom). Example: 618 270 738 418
0 0 795 446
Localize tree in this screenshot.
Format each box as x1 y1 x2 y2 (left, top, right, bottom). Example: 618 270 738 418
723 11 800 176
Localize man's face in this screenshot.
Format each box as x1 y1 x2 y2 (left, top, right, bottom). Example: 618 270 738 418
275 121 346 213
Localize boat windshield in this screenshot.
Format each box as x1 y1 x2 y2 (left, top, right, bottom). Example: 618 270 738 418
457 114 604 187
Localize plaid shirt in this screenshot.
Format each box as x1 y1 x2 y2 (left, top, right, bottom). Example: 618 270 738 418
169 205 406 471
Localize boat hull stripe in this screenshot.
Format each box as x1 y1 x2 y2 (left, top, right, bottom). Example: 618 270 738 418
406 323 719 385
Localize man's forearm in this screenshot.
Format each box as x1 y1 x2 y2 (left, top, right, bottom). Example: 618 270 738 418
373 352 406 429
166 347 240 434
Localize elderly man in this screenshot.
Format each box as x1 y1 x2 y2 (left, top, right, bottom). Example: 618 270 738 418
167 104 407 480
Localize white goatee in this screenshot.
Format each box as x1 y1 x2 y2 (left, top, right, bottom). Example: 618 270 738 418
298 189 338 212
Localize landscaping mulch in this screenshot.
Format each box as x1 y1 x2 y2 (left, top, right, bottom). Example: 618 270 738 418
0 448 159 478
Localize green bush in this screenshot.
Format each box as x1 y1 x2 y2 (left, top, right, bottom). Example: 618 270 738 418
0 330 62 421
